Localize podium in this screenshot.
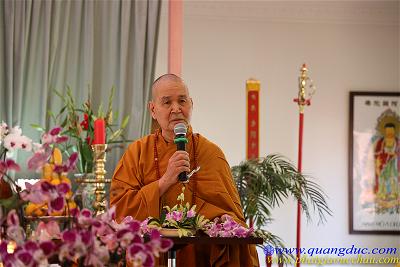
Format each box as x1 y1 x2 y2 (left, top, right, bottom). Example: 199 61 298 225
166 235 263 267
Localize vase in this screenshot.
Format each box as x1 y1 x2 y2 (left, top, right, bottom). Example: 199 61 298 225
74 173 97 211
160 228 196 237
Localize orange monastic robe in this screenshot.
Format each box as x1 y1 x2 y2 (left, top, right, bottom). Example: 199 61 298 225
110 129 259 267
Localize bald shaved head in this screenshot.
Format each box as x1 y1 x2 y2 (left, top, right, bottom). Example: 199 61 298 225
151 74 189 101
149 74 193 141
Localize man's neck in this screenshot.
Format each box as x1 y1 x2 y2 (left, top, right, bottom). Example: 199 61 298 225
161 130 174 143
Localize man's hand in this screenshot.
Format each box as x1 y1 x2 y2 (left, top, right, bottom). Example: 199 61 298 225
158 151 190 196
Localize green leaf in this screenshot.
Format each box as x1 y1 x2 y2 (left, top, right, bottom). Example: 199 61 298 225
30 124 45 132
231 154 332 228
121 115 130 129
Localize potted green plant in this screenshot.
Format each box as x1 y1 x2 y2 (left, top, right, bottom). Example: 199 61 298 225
231 154 332 248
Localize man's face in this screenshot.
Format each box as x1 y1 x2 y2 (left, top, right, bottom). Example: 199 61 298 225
149 79 193 133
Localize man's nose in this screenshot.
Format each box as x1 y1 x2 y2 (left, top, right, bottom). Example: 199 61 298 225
171 102 181 113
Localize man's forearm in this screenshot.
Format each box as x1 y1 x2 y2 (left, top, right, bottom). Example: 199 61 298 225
158 175 175 196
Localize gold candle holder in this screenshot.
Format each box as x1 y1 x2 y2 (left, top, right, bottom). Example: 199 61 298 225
92 144 111 216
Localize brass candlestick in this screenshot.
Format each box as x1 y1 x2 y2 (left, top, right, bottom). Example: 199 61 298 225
92 144 111 216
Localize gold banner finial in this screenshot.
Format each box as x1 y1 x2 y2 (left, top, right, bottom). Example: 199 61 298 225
294 63 316 113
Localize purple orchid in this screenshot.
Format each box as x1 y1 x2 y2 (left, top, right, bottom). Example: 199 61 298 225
0 159 21 178
127 243 155 267
186 209 196 218
41 127 68 145
33 221 61 241
53 152 78 174
2 126 32 152
21 180 70 212
205 215 254 238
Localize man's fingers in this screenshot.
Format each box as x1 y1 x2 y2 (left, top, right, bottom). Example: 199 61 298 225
170 152 190 163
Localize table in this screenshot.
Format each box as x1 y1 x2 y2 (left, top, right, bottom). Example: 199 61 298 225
166 235 263 267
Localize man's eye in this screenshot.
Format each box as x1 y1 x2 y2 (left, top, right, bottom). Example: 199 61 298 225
179 99 187 104
163 101 170 105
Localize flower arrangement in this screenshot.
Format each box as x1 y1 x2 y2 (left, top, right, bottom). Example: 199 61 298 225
0 122 33 202
0 126 173 267
1 206 173 266
204 214 254 238
36 87 130 174
145 187 209 237
144 187 255 239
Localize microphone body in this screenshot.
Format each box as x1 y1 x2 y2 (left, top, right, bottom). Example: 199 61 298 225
174 123 189 183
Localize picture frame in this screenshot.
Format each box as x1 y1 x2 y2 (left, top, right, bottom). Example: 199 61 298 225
349 91 400 234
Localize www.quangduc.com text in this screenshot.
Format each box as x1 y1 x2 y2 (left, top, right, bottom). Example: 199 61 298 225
263 245 398 257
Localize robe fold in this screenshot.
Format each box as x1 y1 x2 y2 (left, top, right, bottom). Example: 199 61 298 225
110 130 259 267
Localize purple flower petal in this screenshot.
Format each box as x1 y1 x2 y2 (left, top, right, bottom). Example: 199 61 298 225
24 182 33 190
15 250 33 266
128 221 141 233
7 210 20 226
132 234 143 244
67 152 79 170
39 241 56 256
127 243 146 257
116 229 130 239
62 230 77 243
23 241 38 251
50 127 62 136
55 135 68 144
27 152 50 171
53 165 67 174
40 181 54 192
5 159 20 172
81 209 92 218
143 251 155 267
80 230 93 245
56 182 71 195
0 242 8 256
150 230 161 240
160 239 173 251
50 196 65 211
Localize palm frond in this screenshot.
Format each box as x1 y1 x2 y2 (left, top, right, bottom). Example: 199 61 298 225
231 154 332 228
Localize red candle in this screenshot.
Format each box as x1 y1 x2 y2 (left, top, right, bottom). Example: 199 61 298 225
93 119 106 145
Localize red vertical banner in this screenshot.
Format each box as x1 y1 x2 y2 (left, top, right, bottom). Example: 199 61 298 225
246 79 260 160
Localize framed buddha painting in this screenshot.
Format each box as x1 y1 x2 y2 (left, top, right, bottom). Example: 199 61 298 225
349 91 400 234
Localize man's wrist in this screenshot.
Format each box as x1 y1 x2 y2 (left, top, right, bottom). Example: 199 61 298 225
158 175 173 195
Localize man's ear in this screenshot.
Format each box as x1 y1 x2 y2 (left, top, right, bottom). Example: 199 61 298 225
190 98 193 108
148 101 156 119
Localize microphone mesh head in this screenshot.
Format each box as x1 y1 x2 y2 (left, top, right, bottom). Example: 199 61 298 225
174 123 187 136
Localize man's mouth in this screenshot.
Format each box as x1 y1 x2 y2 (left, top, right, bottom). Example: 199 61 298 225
170 118 186 125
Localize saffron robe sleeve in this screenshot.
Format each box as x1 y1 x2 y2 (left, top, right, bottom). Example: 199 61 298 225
110 134 259 267
110 137 161 222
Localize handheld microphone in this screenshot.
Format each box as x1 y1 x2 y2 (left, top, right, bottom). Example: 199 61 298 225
174 123 189 182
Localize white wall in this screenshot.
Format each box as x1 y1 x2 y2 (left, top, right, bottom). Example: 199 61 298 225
155 1 399 266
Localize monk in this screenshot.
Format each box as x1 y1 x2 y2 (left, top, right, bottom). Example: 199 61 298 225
110 74 259 267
